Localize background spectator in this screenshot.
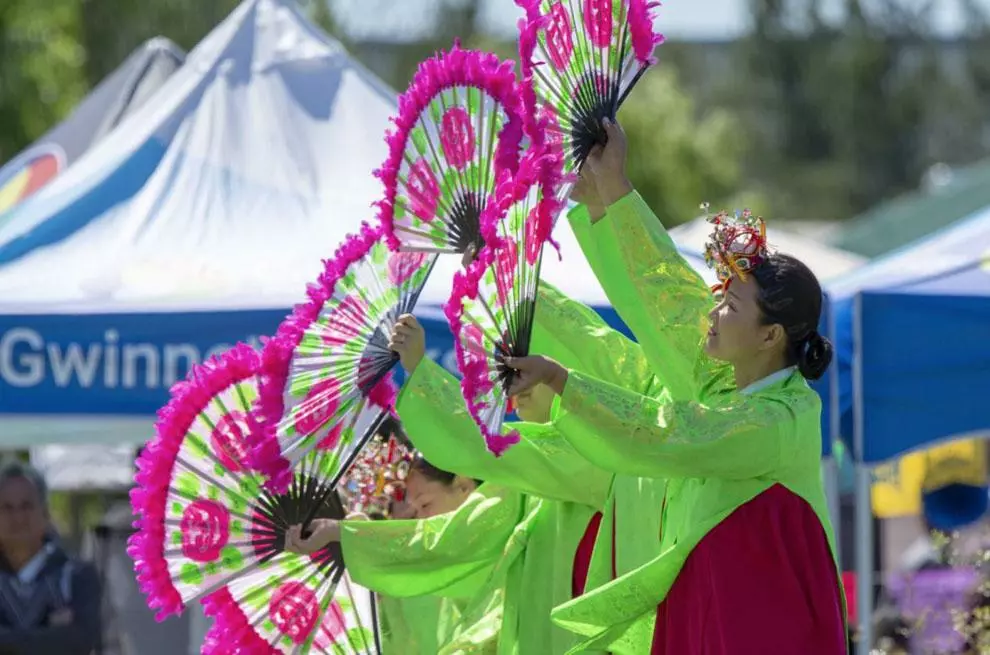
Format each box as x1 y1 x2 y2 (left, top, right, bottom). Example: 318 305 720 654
0 459 102 655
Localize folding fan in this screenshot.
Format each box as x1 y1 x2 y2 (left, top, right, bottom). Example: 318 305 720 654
517 0 664 189
445 145 565 455
375 43 527 255
252 223 436 492
128 344 385 653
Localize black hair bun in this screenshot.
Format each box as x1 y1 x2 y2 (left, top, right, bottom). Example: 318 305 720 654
798 331 833 381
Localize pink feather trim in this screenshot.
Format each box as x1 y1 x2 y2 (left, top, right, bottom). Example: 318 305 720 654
516 7 546 137
202 587 277 655
127 343 261 622
628 0 665 64
251 223 398 493
374 42 527 252
200 599 239 655
445 258 520 457
447 141 564 456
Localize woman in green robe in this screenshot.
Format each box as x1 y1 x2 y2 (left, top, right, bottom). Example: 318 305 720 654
501 118 845 654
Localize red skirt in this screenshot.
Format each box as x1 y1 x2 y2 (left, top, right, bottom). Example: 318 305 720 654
651 483 845 655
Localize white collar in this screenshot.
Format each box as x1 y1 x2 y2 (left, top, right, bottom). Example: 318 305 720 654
16 542 56 584
740 366 796 396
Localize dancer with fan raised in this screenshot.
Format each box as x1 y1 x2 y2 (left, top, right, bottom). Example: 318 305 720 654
390 312 614 654
378 149 626 653
500 118 846 654
128 344 385 653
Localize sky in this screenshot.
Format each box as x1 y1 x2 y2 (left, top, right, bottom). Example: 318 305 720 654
332 0 990 42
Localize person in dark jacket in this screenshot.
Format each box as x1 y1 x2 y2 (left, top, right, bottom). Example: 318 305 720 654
0 459 101 655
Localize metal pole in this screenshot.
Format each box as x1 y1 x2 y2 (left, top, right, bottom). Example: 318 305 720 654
827 292 841 566
853 293 873 655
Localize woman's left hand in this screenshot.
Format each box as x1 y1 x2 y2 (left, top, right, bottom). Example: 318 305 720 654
504 355 568 397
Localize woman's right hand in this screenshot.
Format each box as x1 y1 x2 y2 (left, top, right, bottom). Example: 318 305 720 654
285 519 340 554
583 119 633 207
389 314 426 374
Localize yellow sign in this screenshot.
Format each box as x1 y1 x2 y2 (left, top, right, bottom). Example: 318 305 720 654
872 439 987 517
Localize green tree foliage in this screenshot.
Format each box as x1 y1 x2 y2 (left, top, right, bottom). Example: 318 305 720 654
0 0 244 163
618 67 756 225
0 0 87 162
732 0 990 220
78 0 241 86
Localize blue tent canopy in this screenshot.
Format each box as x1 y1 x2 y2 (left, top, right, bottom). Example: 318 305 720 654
826 205 990 463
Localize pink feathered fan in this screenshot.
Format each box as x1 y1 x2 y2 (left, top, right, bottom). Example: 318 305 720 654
517 0 663 187
127 344 383 653
376 43 527 255
446 144 565 455
252 223 435 491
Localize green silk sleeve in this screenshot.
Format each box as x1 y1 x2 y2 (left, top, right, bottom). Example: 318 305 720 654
579 192 732 400
340 484 524 599
378 595 443 655
555 370 819 479
396 357 612 509
532 282 655 396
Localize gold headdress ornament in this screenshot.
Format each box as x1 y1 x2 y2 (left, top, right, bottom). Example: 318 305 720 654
701 202 770 294
339 434 413 518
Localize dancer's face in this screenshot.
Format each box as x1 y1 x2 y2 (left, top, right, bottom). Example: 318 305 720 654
704 275 782 364
388 498 415 520
405 470 475 519
512 383 555 423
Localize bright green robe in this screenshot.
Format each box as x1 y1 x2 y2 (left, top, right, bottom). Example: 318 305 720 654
545 192 843 653
397 294 673 654
377 595 444 654
397 361 601 655
341 483 525 653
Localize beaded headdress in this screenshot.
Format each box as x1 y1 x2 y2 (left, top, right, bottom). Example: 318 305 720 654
340 434 414 518
701 203 769 293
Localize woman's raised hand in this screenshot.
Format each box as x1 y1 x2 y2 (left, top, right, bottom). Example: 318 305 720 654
583 119 633 207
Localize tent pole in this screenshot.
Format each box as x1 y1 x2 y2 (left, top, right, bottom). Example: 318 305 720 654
853 293 873 655
823 456 841 561
827 293 841 568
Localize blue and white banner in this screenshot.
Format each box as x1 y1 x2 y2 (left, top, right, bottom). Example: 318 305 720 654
0 311 469 416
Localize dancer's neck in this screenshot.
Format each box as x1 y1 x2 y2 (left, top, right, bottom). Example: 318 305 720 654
732 353 789 392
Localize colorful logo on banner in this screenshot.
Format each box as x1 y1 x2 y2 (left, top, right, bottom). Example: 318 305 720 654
872 439 987 518
0 144 65 218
